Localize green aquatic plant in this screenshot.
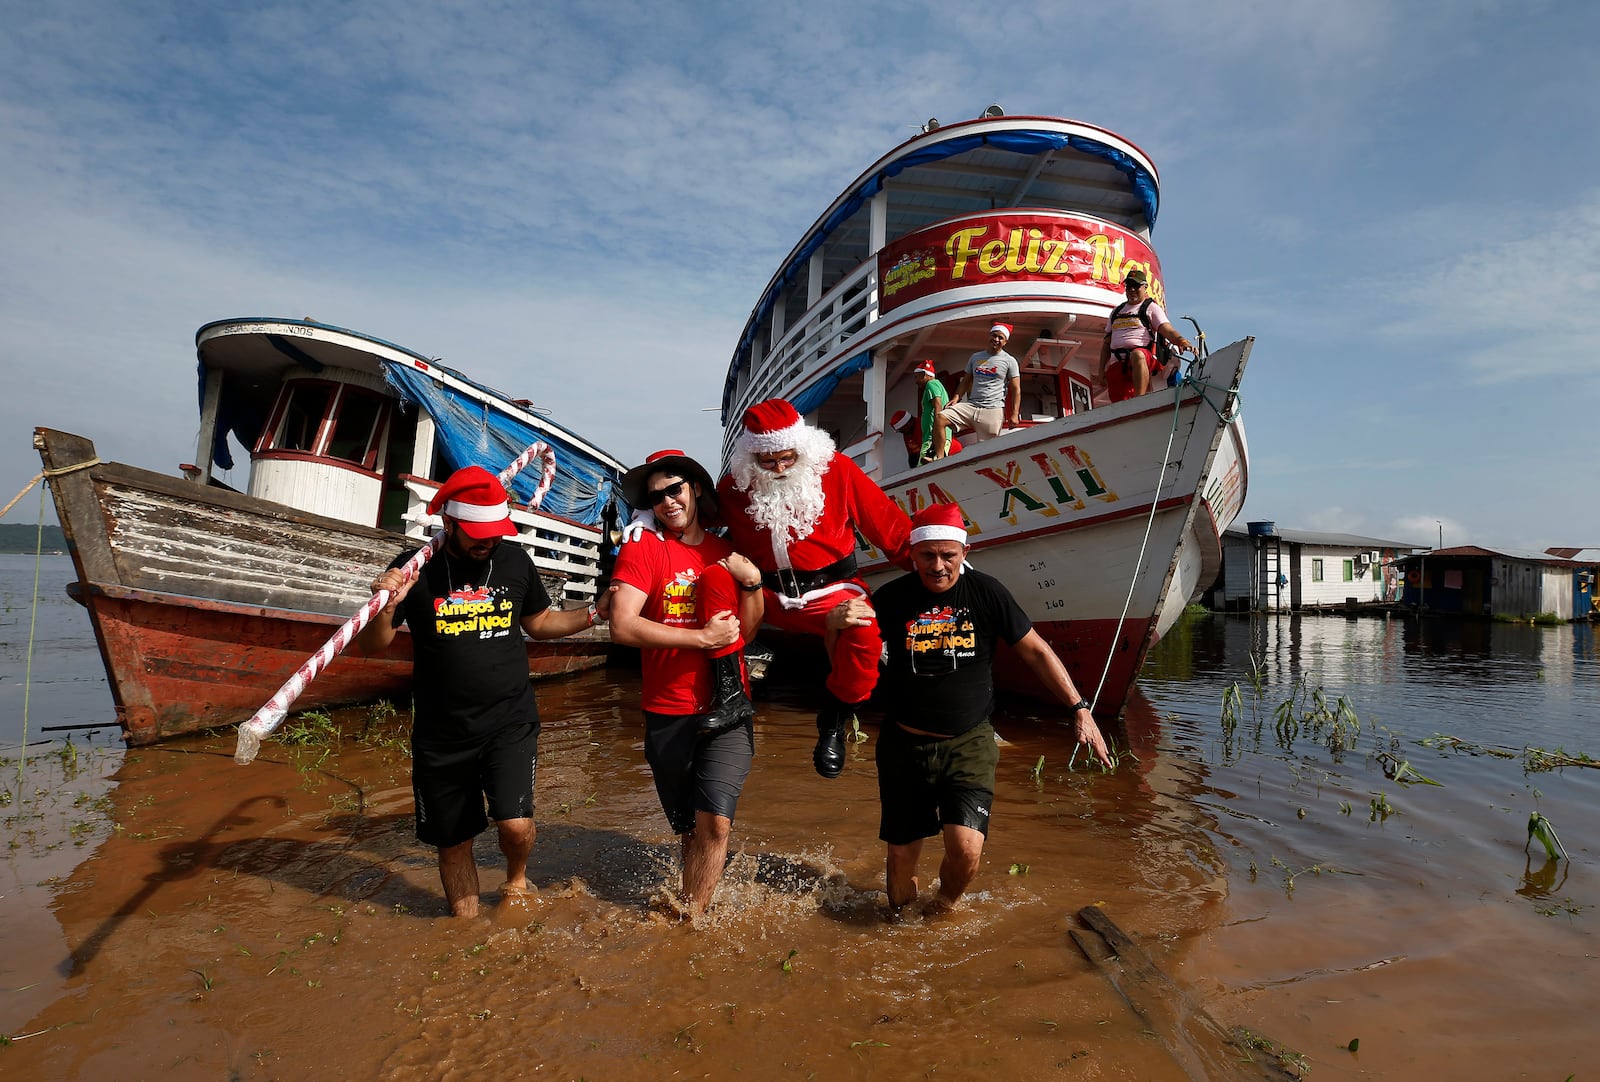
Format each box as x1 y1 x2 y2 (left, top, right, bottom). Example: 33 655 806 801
1029 755 1045 783
1526 812 1568 861
1377 753 1442 786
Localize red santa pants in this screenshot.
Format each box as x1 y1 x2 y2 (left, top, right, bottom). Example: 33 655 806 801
698 562 743 661
760 579 880 706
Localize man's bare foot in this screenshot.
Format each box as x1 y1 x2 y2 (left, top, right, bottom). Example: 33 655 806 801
500 882 538 906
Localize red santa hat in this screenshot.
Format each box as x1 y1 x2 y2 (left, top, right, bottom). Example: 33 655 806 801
428 466 517 540
989 323 1012 341
913 358 936 377
889 409 914 432
909 503 968 546
737 398 807 455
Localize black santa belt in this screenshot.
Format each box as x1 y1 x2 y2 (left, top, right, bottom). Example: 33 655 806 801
762 554 860 599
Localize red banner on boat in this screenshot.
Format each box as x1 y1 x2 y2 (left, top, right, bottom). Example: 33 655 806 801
877 212 1166 315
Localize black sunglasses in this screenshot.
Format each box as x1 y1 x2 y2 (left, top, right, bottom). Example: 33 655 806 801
646 479 689 506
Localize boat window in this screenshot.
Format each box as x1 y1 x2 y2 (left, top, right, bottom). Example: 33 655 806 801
326 387 387 468
272 383 333 453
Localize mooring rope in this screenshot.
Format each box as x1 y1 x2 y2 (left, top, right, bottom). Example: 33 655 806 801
1085 365 1242 712
16 483 47 786
0 457 101 523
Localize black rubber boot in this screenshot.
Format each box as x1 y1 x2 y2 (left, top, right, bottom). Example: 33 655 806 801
813 694 851 779
698 652 755 738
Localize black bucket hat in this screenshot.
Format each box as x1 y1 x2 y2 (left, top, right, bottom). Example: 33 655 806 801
620 449 719 516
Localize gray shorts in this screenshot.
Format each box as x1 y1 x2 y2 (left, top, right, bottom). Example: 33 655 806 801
942 400 1003 441
643 711 754 834
875 720 998 845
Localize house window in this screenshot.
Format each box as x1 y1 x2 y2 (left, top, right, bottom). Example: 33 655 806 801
1312 559 1324 582
1343 559 1354 582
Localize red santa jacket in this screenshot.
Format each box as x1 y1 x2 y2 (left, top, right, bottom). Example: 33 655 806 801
715 453 911 574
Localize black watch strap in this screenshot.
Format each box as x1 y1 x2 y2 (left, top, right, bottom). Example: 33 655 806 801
1069 699 1091 714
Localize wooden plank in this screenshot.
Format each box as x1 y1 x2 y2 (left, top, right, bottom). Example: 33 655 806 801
1073 906 1305 1081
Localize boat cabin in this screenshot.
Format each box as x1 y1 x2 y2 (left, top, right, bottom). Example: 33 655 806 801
720 113 1177 480
190 319 625 604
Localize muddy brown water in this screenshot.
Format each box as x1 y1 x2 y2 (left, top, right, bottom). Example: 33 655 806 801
2 570 1596 1079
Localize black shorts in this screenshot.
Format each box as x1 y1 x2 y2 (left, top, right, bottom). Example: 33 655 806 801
412 721 539 848
875 719 998 846
643 711 754 835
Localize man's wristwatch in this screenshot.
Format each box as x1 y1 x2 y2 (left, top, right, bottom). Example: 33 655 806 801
1068 699 1091 715
738 579 763 592
587 604 604 626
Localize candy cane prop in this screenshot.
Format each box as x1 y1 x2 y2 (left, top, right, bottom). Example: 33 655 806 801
233 442 558 764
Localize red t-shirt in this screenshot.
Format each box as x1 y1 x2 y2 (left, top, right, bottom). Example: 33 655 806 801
612 531 736 715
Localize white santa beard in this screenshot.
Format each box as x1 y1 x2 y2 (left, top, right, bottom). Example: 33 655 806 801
730 425 837 559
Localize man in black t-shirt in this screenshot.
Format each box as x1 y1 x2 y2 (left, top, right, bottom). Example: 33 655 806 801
847 503 1111 917
357 465 600 918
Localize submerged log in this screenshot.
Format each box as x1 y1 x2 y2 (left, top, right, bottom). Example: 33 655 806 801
1071 905 1305 1081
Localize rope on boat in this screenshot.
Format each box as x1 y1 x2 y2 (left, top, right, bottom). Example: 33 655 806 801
1086 378 1187 710
14 483 48 787
1085 361 1242 710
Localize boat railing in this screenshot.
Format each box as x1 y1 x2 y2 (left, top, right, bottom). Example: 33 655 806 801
750 261 877 410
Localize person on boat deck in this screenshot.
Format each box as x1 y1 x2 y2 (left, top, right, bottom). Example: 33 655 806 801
936 323 1021 452
910 357 953 462
716 398 913 779
890 400 963 470
857 503 1111 917
607 450 765 917
1098 268 1192 402
356 466 600 918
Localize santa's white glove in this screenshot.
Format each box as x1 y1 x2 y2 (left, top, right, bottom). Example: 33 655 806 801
622 508 662 543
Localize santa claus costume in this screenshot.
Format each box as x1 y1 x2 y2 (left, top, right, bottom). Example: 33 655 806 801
716 399 912 777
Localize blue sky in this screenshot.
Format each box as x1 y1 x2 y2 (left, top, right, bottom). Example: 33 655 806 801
1 1 1595 550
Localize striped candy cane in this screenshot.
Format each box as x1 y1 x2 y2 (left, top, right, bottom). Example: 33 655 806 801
234 442 558 764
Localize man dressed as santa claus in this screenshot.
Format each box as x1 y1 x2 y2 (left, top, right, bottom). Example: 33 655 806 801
716 398 912 779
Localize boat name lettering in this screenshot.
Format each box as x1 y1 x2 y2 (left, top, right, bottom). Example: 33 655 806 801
974 446 1119 527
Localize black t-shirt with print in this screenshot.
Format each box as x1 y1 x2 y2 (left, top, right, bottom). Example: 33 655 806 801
872 566 1031 737
389 543 551 744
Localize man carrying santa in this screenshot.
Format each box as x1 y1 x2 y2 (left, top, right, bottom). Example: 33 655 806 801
716 398 913 779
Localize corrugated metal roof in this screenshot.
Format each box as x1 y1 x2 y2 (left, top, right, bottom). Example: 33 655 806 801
1392 545 1588 566
1224 525 1425 550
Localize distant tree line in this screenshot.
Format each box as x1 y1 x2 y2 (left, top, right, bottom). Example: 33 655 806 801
0 523 68 553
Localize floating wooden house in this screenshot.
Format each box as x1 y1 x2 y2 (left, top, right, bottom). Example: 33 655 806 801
1212 523 1423 612
1394 546 1592 620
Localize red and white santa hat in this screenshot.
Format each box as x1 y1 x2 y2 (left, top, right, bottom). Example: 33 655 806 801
990 323 1012 341
909 503 968 546
889 409 914 432
913 358 936 377
737 398 807 455
428 465 517 540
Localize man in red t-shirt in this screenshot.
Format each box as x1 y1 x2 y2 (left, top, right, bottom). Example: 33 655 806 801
609 450 764 915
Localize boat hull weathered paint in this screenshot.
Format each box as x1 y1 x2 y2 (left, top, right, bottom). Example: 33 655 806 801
858 341 1249 710
36 427 608 746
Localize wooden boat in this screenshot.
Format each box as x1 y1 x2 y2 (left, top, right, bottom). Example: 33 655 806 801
720 111 1250 715
37 318 627 745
